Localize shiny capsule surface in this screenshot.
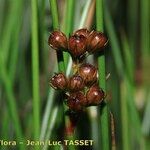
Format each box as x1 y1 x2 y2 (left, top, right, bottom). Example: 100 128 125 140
50 73 67 90
48 31 68 51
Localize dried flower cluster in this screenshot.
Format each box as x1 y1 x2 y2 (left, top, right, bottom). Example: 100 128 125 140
48 28 108 112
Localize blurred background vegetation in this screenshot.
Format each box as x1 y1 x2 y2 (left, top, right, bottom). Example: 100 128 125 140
0 0 150 150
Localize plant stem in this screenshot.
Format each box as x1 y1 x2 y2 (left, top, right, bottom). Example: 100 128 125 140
63 0 75 67
64 0 75 36
104 7 124 77
31 0 40 144
42 107 59 150
120 80 130 150
96 0 110 150
121 33 134 81
127 0 138 52
0 57 25 150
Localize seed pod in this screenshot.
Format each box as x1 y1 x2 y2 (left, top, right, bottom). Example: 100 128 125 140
78 63 97 86
68 35 87 58
68 75 85 91
67 92 86 111
50 73 67 90
73 28 90 37
86 85 104 106
48 31 68 51
87 31 108 53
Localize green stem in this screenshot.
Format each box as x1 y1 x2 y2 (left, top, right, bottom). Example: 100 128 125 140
120 80 130 150
64 0 75 36
1 107 9 150
0 0 18 65
104 7 124 76
121 33 134 81
96 0 110 150
127 0 138 52
31 0 40 143
0 57 25 150
63 0 75 67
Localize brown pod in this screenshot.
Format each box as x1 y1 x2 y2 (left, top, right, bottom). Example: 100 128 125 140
68 75 85 91
73 28 90 37
86 85 104 106
50 73 67 90
67 92 86 111
68 35 87 58
48 30 68 51
87 31 108 53
78 63 97 86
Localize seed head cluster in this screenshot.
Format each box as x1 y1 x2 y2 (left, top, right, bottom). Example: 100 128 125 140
48 28 108 112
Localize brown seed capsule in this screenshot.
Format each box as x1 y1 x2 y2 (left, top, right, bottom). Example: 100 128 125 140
50 73 67 90
68 75 85 91
86 85 104 106
67 92 86 111
68 35 87 58
73 28 90 37
87 31 108 53
48 31 68 51
78 63 97 86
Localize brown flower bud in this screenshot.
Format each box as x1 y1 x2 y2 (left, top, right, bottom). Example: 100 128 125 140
68 35 87 58
48 31 68 51
78 63 97 86
68 75 85 91
86 85 104 106
87 31 108 53
67 92 86 111
73 28 90 37
50 73 67 90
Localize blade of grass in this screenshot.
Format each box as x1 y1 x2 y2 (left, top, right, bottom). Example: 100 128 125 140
0 0 22 66
0 0 5 34
121 33 134 81
39 0 46 73
42 107 59 150
104 6 145 149
141 0 150 89
104 6 124 77
63 0 75 67
96 0 110 150
141 0 150 57
120 80 130 150
40 88 56 140
64 0 75 36
0 0 24 142
127 0 138 52
121 26 145 150
31 0 40 144
1 107 9 150
126 77 146 150
9 1 24 81
142 90 150 136
0 56 25 150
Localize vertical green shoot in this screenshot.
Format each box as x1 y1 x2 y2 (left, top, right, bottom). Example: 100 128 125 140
31 0 40 143
96 0 110 150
